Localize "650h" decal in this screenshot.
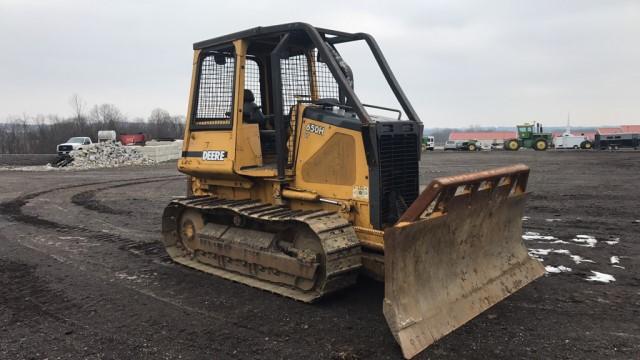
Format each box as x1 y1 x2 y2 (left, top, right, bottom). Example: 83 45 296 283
305 123 325 136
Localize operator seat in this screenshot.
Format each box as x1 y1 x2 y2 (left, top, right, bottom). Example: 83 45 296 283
243 89 276 155
243 89 266 128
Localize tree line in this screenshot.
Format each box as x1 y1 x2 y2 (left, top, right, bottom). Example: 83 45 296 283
0 95 185 154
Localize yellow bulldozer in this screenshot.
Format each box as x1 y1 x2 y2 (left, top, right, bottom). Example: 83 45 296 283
161 23 544 358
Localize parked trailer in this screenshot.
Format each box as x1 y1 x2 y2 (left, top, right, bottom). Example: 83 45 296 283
595 133 639 150
98 130 117 143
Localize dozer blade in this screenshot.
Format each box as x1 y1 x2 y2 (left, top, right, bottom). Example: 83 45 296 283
383 164 544 359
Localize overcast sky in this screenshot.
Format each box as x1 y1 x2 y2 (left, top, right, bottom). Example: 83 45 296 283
1 0 638 127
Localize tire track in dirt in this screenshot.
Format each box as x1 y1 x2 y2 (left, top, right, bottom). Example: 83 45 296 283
69 178 180 216
0 175 183 257
0 175 292 347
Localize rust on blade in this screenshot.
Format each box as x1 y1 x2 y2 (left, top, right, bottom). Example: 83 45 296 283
383 164 544 359
399 164 530 223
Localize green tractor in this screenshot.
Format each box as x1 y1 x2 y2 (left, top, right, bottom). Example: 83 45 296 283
504 122 553 151
461 139 481 151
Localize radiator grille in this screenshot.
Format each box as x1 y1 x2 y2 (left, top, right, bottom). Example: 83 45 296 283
378 133 420 224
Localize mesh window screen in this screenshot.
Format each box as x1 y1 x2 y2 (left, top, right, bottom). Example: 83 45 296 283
280 54 311 114
245 57 262 107
280 51 341 112
312 50 340 101
278 50 342 168
193 52 235 129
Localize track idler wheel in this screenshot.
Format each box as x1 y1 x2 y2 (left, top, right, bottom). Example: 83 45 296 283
179 209 204 253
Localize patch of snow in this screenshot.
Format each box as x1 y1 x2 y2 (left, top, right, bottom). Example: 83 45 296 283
545 218 562 222
569 255 595 264
529 248 552 256
114 271 155 283
545 265 572 274
550 240 570 244
529 248 571 256
523 232 557 241
522 216 530 221
0 165 58 172
528 248 572 263
605 237 620 245
115 273 138 281
570 234 597 247
528 247 598 267
609 257 625 269
586 271 615 283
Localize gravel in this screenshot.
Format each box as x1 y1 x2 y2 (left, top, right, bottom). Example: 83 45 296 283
62 142 155 169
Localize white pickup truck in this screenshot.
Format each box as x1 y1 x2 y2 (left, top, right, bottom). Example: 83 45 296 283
57 137 92 155
553 132 593 149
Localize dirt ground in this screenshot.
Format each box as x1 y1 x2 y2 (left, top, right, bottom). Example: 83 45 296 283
1 150 638 359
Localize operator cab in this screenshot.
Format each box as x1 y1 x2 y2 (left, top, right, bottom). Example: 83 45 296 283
188 24 421 173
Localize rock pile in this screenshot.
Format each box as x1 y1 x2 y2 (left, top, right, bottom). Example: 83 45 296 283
64 142 155 169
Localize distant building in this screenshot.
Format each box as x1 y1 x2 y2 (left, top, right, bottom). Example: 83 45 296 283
448 131 516 148
595 124 640 149
597 127 623 135
596 125 640 135
621 125 640 133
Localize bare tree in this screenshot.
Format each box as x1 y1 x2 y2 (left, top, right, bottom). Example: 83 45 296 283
172 115 186 140
149 108 171 123
69 94 87 120
148 108 176 139
90 104 124 129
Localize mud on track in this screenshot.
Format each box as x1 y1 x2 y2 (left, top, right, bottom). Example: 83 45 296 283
1 153 639 359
